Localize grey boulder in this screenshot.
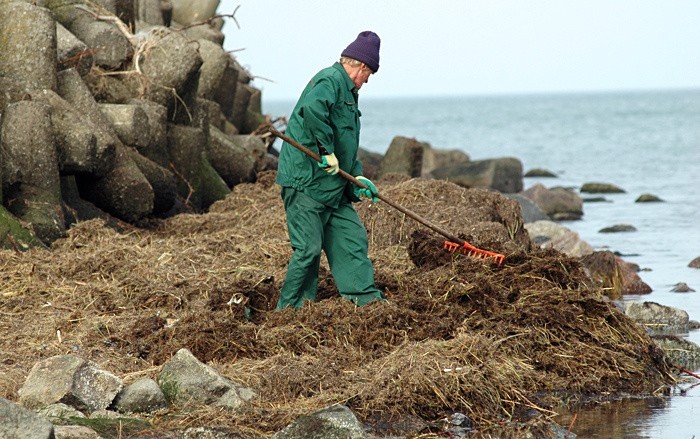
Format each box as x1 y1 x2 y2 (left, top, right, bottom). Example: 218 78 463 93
112 377 167 414
521 183 583 220
272 404 367 439
0 397 55 439
158 348 255 409
524 220 593 258
18 355 123 412
624 301 689 332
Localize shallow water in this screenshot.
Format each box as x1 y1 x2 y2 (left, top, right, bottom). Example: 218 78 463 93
555 389 700 439
264 89 700 438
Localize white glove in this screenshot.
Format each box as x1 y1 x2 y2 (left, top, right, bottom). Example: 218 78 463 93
318 152 339 175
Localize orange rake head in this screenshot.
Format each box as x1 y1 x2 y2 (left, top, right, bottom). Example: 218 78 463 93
444 241 506 267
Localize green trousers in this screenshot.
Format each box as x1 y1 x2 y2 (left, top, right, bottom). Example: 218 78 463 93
276 188 385 310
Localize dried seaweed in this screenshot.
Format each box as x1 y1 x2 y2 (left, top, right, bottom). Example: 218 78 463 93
0 173 672 437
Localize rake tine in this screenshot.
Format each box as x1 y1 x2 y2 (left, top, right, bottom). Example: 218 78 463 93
443 240 506 267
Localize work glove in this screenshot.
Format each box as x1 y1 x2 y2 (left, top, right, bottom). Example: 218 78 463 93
317 152 339 175
354 176 379 202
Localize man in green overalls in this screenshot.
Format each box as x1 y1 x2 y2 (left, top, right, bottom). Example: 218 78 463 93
275 31 386 310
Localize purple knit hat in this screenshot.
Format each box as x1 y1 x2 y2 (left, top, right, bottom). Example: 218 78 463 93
341 31 380 72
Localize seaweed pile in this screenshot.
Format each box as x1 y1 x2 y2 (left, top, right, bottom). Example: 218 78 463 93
0 172 672 437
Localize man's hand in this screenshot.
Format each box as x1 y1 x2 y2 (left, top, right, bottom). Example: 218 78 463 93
318 153 339 175
354 176 378 202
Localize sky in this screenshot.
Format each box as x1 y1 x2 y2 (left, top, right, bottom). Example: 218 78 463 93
216 1 700 103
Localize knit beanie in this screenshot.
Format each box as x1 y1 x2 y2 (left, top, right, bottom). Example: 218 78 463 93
341 31 380 73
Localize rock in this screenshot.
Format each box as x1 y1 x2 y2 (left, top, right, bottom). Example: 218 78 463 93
48 0 134 70
181 24 225 45
1 99 66 245
84 70 133 104
112 377 167 414
582 196 610 203
0 205 45 251
431 157 523 193
181 426 246 438
635 193 664 202
137 0 165 26
18 355 123 412
671 282 695 293
356 147 383 180
524 168 557 178
57 68 154 222
98 103 152 149
624 301 689 332
212 56 240 120
166 124 230 211
377 136 425 178
54 425 101 439
32 89 116 177
0 1 57 93
88 409 121 419
521 184 583 221
0 397 55 439
421 145 470 178
580 182 626 193
214 386 256 410
122 26 203 117
38 402 86 420
580 251 651 299
272 404 367 439
504 194 549 223
688 256 700 269
651 335 700 370
56 22 94 77
208 129 258 187
598 224 637 233
158 348 255 409
170 0 219 25
617 257 652 295
524 220 593 258
196 39 230 100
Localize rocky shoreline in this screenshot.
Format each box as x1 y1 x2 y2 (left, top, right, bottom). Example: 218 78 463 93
1 1 700 438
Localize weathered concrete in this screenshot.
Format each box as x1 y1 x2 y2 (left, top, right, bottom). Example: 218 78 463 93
0 1 57 92
56 22 94 77
0 100 66 244
431 157 523 193
377 136 425 179
47 0 134 69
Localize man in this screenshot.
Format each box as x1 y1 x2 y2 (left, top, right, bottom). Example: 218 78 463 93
275 31 386 310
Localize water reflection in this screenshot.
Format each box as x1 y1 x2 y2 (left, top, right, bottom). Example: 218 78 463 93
556 386 700 438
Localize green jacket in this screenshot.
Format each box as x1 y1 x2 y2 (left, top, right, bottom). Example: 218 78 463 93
276 63 364 208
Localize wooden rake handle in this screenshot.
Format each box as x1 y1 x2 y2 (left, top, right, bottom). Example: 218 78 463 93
266 126 466 245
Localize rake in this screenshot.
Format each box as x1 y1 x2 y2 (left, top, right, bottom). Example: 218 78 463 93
266 126 506 267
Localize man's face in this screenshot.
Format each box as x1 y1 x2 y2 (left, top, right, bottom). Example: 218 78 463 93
354 65 374 90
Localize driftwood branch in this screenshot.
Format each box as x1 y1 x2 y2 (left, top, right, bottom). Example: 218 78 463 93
169 162 194 208
179 6 241 31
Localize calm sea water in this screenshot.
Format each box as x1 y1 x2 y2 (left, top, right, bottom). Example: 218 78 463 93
264 89 700 438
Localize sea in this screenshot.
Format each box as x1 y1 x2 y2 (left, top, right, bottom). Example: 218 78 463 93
263 89 700 438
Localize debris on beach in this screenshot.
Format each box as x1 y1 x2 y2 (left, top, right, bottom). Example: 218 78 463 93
0 174 674 437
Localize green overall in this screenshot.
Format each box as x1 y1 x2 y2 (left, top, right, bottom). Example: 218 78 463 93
275 63 385 310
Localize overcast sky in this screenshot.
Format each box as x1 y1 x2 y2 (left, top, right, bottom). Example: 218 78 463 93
216 1 700 103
